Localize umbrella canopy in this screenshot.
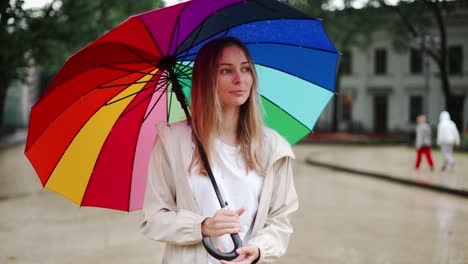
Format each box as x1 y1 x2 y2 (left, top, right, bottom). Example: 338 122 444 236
25 0 338 212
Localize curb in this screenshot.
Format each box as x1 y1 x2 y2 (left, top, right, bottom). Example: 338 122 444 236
305 158 468 199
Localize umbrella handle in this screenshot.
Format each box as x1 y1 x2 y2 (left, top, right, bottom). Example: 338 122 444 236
192 136 242 260
202 233 242 261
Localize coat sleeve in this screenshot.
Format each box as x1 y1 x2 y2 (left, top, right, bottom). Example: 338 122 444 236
247 156 299 263
140 137 205 246
415 126 422 148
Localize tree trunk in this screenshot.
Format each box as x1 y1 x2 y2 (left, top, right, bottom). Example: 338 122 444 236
446 95 465 133
437 48 464 132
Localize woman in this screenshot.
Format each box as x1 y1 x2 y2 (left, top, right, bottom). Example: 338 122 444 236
141 37 298 264
437 111 460 171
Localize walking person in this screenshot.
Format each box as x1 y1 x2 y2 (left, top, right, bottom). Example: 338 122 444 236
437 111 460 171
141 37 298 264
414 115 434 171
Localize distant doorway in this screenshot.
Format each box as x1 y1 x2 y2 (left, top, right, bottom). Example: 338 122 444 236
373 95 388 133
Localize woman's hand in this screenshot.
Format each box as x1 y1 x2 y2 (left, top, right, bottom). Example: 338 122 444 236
220 245 260 264
202 208 245 237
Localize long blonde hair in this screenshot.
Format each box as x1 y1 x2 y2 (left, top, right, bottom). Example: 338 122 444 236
189 37 265 176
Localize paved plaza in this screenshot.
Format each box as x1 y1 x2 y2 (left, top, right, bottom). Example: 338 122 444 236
305 145 468 195
1 143 468 263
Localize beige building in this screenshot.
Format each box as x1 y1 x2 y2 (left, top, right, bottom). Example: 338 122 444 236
318 3 468 134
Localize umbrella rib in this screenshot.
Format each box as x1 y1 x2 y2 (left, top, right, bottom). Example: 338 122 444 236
26 75 168 183
168 9 182 55
105 85 158 106
102 65 160 76
261 95 311 132
174 62 192 74
105 76 169 106
126 74 173 210
177 75 191 83
174 16 336 56
175 69 192 81
167 0 192 56
144 85 168 122
175 62 193 72
255 62 336 94
98 79 160 89
79 83 164 210
175 78 191 90
26 71 162 152
175 19 207 70
120 43 160 68
97 65 168 89
244 41 338 54
80 85 159 209
178 40 337 60
171 59 336 94
173 65 192 80
107 42 162 69
119 85 160 119
167 84 174 121
134 17 164 58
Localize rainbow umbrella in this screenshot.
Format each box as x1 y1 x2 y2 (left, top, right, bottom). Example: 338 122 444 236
25 0 338 212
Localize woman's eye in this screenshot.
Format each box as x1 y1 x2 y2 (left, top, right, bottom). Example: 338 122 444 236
242 66 252 72
220 69 231 74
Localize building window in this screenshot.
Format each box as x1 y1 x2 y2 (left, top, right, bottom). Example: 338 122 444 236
374 48 387 75
340 50 352 75
409 95 423 123
341 95 353 122
448 45 463 74
410 48 423 74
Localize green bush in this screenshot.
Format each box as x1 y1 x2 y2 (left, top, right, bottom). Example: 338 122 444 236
459 134 468 152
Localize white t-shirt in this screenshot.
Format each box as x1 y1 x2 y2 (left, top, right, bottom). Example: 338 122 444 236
188 139 264 264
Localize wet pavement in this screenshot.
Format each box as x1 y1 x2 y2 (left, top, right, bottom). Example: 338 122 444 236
305 145 468 196
1 143 468 263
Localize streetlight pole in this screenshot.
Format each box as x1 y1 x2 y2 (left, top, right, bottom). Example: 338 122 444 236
417 34 439 118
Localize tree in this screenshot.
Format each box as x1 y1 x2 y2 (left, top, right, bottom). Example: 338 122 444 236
27 0 164 94
289 0 465 132
326 7 390 132
377 0 465 131
0 0 164 131
0 0 29 131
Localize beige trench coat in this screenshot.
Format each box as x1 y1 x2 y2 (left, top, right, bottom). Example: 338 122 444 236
141 121 298 263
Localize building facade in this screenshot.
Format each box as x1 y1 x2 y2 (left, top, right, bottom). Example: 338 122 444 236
317 4 468 134
3 66 39 129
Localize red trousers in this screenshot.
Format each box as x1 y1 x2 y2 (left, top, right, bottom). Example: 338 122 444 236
415 146 434 169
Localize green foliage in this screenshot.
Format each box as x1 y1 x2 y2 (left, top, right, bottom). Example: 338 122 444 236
460 134 468 152
0 0 165 129
0 0 29 81
378 1 434 52
0 0 30 129
27 0 164 91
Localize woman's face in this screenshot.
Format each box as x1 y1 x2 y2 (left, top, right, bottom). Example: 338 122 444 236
216 45 253 111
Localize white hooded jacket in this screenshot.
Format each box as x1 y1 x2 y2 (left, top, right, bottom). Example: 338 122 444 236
437 111 460 145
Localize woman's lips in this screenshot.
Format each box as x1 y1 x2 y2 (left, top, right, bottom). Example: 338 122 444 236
229 90 246 96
